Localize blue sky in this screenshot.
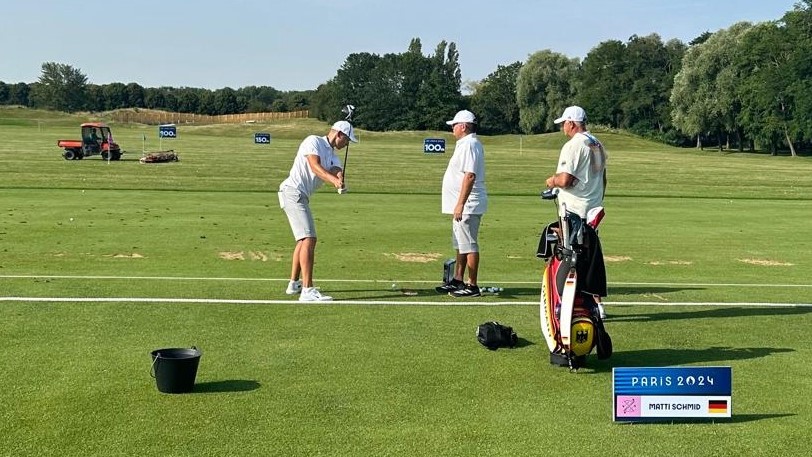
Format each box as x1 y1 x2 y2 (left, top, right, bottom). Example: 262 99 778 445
0 0 797 92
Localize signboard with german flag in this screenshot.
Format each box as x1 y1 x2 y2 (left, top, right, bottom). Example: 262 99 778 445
613 367 732 422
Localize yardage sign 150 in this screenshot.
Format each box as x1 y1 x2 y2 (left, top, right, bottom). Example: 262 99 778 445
158 125 177 138
254 133 271 144
423 138 445 154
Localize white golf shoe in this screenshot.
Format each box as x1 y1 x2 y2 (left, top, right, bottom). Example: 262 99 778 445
285 280 302 295
299 287 333 302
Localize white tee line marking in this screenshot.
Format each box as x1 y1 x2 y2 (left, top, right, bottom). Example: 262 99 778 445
1 274 811 289
0 297 810 307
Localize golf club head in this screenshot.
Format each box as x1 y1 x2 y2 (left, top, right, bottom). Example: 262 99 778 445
342 104 355 121
337 187 348 194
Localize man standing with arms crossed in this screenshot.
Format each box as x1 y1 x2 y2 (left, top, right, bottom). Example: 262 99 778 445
545 105 608 317
279 120 357 302
436 110 488 298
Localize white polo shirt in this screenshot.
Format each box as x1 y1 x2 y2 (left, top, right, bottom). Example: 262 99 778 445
556 131 607 218
279 135 342 197
442 133 488 215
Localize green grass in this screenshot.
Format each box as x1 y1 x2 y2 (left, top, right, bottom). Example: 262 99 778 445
1 107 811 456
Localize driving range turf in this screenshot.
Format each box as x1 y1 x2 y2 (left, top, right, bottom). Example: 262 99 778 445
1 107 811 456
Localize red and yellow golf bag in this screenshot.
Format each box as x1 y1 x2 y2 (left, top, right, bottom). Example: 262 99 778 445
537 190 612 370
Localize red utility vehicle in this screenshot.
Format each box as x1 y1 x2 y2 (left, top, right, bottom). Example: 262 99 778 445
57 123 123 160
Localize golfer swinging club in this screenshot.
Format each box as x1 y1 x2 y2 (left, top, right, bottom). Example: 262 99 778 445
278 120 357 301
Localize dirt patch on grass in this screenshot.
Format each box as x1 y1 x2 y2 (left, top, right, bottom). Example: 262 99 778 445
605 255 632 262
219 251 275 261
105 253 144 258
220 251 245 260
386 252 443 263
738 258 794 267
249 251 268 261
647 260 692 265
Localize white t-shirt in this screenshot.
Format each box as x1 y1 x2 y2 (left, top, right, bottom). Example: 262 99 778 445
556 131 607 218
442 133 488 214
279 135 342 197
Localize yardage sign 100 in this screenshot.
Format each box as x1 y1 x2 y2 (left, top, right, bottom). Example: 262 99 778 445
158 125 177 138
254 133 271 144
423 138 446 153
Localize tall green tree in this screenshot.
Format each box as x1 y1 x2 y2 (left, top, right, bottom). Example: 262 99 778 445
332 51 384 128
707 23 754 150
671 24 753 150
782 0 812 143
102 82 128 110
143 87 166 110
516 50 579 134
316 39 463 131
176 87 202 113
238 86 281 112
735 22 799 155
400 38 432 128
622 34 685 134
671 44 713 148
0 82 9 104
414 40 464 130
469 62 522 134
9 83 30 106
213 87 241 115
84 84 105 111
310 81 340 121
31 62 87 112
125 83 145 109
578 40 626 127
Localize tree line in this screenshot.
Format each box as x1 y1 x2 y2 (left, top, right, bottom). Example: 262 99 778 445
0 66 312 116
1 1 809 154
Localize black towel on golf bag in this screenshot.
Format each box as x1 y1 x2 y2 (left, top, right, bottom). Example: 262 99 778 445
594 317 613 359
579 225 607 297
476 322 518 350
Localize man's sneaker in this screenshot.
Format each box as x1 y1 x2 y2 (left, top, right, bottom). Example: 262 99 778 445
597 302 607 319
435 278 465 294
285 280 302 295
450 284 481 298
299 287 333 302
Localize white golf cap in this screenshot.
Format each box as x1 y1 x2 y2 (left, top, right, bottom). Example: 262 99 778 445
553 106 587 124
331 120 358 142
445 110 477 125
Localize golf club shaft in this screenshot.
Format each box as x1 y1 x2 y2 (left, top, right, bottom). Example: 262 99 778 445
342 144 349 185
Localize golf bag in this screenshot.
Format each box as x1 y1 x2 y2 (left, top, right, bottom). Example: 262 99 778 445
537 189 612 370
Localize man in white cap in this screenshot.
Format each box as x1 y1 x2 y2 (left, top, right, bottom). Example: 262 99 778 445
546 105 608 317
435 110 488 298
278 120 357 301
546 106 607 216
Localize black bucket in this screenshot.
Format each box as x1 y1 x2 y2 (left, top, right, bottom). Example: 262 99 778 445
150 347 202 394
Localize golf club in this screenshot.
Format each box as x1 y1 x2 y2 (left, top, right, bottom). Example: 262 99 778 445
338 104 355 195
341 104 355 121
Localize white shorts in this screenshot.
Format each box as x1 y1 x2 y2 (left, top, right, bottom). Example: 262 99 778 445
279 186 315 240
452 214 481 254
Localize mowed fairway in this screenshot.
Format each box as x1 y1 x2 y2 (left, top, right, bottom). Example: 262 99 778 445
1 107 811 456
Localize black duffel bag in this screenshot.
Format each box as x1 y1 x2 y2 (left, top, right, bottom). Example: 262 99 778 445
476 322 518 350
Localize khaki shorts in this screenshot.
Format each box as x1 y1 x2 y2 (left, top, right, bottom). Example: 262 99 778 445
452 214 481 254
279 187 316 240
